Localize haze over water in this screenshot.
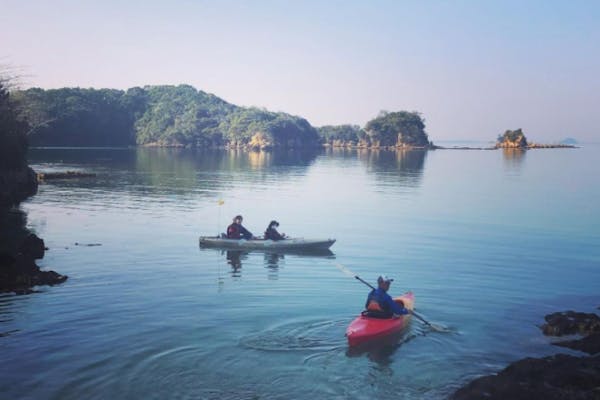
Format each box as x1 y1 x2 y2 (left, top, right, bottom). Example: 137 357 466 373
1 145 599 399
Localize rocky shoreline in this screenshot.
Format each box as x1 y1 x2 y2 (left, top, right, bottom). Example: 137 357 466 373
0 167 38 207
0 232 68 294
451 309 600 399
0 159 68 294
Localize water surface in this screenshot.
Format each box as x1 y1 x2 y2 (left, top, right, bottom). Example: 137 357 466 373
1 145 599 399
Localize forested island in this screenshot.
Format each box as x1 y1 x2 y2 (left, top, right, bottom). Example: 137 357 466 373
13 85 433 150
11 84 577 152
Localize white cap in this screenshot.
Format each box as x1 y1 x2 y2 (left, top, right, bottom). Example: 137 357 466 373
377 275 394 284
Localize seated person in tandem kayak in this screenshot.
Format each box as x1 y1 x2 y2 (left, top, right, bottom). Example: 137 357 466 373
364 275 409 319
226 215 254 240
264 220 286 241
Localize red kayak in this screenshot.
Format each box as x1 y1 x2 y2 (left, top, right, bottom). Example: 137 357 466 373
345 291 415 347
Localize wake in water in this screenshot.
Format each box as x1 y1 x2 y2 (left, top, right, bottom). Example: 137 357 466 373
240 318 347 352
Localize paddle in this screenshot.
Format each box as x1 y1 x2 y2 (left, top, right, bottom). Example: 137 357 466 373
335 263 449 332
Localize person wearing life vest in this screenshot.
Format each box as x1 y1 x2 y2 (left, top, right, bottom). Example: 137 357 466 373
264 220 286 241
227 215 253 240
364 275 409 318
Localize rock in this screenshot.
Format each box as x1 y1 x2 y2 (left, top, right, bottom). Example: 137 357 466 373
0 237 67 294
495 129 528 148
451 354 600 400
0 167 38 207
541 311 600 336
554 333 600 355
19 233 45 259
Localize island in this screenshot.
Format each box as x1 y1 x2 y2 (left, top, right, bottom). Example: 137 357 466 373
12 84 578 152
495 129 576 149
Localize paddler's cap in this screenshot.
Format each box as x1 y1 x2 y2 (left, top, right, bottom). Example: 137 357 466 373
377 275 393 284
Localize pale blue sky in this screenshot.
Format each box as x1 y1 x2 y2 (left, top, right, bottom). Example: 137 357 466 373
2 0 599 142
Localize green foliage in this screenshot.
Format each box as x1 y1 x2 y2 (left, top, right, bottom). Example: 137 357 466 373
134 85 236 146
364 111 429 146
17 87 136 146
317 125 364 143
0 79 29 170
220 107 319 147
15 85 321 148
497 129 528 147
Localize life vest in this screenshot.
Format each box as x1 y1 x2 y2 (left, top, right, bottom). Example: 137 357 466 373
227 224 240 239
367 300 383 311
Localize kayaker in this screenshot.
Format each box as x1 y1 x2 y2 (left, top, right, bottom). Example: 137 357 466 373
364 275 409 318
226 215 254 240
264 220 286 241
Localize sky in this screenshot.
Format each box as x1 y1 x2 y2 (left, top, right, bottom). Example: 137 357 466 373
2 0 599 142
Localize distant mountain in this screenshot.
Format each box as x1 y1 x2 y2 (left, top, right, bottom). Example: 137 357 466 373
560 138 578 145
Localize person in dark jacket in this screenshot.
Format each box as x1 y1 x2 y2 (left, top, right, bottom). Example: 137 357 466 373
364 275 409 318
227 215 253 239
264 220 286 241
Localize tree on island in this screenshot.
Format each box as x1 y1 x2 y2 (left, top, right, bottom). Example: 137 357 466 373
14 85 321 149
496 129 528 148
364 111 432 148
0 77 29 170
317 124 365 146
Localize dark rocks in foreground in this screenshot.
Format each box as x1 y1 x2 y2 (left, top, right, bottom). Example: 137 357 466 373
0 233 67 294
542 310 600 336
451 354 600 400
554 333 600 355
451 309 600 399
0 167 38 207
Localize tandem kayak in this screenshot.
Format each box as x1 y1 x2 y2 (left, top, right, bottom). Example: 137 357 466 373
198 236 336 252
345 291 414 347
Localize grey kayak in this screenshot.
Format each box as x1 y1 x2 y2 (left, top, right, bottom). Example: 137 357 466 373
199 236 336 251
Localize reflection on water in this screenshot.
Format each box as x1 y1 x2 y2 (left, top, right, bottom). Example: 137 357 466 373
225 250 244 277
502 148 526 174
28 147 321 201
345 326 424 366
325 148 427 187
10 145 599 400
216 249 334 279
361 149 426 185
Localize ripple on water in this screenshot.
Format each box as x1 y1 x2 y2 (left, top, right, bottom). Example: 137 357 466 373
240 318 348 352
110 345 262 400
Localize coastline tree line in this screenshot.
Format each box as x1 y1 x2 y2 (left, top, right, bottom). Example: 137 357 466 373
10 84 431 149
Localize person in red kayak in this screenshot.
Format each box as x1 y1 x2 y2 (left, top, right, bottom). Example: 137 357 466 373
264 220 286 241
226 215 254 240
364 275 409 319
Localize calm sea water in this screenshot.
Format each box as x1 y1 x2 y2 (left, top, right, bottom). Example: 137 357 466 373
1 145 599 399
